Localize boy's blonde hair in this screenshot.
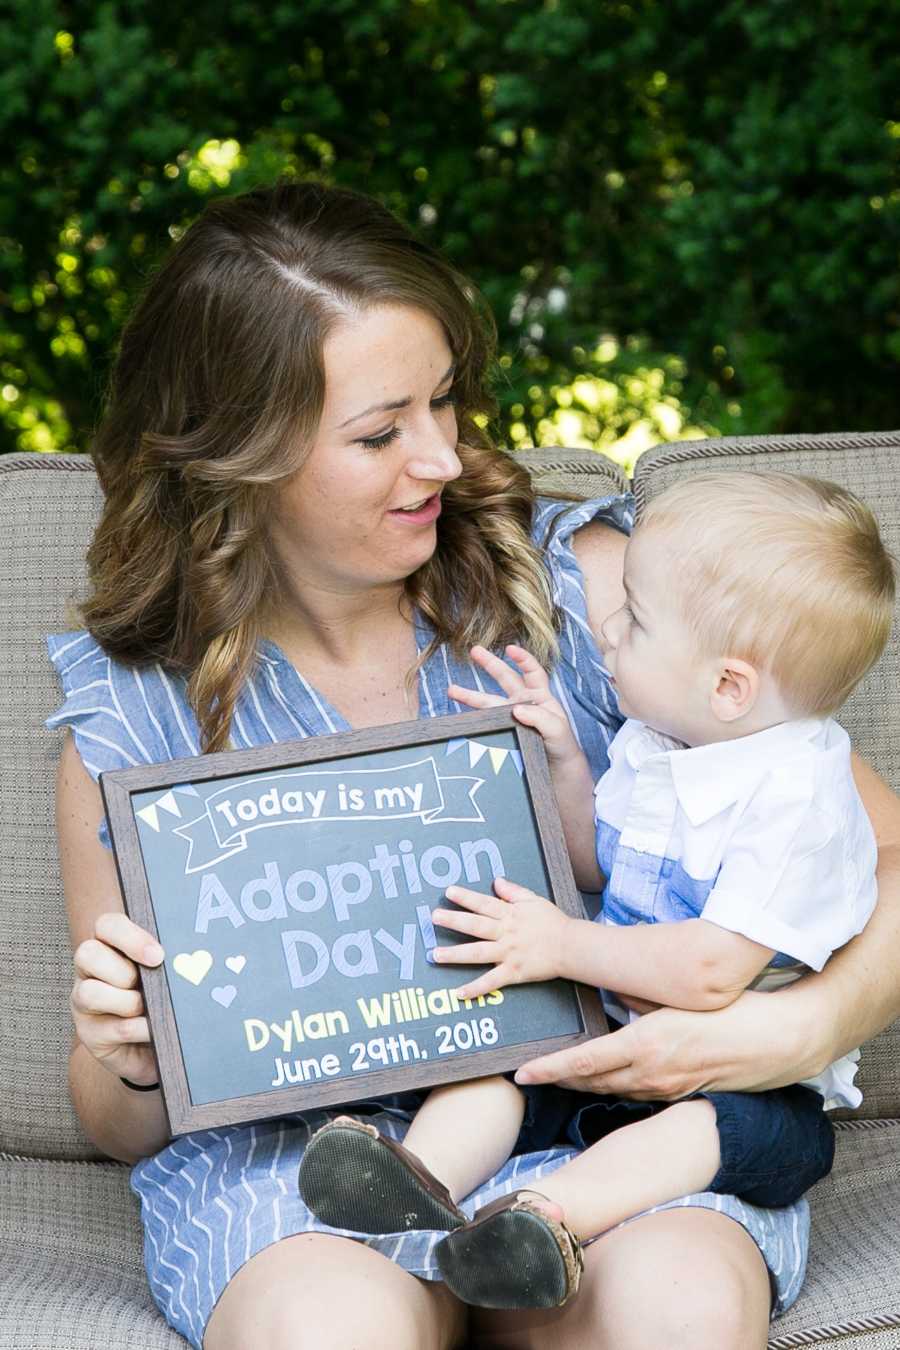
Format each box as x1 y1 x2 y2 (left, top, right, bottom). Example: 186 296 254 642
639 470 896 717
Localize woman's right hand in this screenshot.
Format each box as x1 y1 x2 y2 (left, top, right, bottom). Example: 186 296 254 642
71 912 164 1086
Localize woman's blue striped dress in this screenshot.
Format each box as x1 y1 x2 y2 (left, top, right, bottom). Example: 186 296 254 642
47 495 808 1347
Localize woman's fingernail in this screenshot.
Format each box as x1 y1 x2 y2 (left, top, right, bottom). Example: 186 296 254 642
145 943 164 963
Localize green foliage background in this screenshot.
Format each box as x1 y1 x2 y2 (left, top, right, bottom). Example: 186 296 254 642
2 0 899 469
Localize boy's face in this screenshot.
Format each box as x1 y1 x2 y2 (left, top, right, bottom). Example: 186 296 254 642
597 528 713 745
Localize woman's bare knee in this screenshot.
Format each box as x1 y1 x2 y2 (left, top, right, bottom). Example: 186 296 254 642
204 1233 467 1350
470 1208 771 1350
588 1210 770 1350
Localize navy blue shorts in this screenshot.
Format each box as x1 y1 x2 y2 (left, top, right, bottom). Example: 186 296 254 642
514 1082 834 1208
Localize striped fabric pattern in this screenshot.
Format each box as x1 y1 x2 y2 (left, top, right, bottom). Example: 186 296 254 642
46 494 808 1347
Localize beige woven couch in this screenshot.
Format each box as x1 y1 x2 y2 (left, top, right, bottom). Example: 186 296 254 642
2 436 899 1349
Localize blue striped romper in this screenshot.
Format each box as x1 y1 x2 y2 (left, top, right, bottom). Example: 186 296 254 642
47 494 809 1347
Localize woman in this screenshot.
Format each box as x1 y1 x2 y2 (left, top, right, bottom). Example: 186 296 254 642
51 181 900 1350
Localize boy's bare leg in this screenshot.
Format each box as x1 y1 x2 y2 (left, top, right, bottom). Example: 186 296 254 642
403 1076 527 1202
533 1098 720 1239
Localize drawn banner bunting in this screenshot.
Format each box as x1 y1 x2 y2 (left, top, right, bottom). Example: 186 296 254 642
172 757 485 873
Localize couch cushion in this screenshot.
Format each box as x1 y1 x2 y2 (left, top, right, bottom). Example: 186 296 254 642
0 457 105 1159
780 1333 900 1350
768 1120 900 1347
633 431 900 1119
0 450 627 1160
0 1155 183 1348
516 446 630 500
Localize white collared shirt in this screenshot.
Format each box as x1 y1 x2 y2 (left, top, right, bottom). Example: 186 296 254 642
593 717 878 1108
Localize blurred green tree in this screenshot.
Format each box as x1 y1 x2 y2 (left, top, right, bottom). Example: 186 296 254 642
2 0 898 464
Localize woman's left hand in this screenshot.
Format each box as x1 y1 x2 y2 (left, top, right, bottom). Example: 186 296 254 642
514 988 808 1100
431 877 573 999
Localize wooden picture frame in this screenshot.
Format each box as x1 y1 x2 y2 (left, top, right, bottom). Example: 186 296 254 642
101 707 608 1135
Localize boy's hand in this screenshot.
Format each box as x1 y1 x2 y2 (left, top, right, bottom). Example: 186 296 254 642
447 644 581 769
431 877 575 999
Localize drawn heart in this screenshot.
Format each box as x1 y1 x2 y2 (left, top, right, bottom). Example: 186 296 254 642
225 956 247 975
211 985 237 1009
173 950 213 986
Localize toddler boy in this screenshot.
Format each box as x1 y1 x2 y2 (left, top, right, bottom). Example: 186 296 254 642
298 471 894 1312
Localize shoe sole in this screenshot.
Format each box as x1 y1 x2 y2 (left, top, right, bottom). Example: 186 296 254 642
299 1122 466 1234
435 1205 574 1309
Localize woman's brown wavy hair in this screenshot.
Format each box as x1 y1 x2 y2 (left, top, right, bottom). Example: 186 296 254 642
84 180 559 751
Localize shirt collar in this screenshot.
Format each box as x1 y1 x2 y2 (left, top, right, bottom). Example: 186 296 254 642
623 718 827 826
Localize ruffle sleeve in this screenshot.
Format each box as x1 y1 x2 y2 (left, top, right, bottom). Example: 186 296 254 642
532 493 633 775
46 630 193 848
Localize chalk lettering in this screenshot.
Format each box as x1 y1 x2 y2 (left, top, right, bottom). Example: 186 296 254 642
374 924 417 981
332 930 378 979
398 839 421 893
214 800 237 829
368 843 401 898
271 1052 341 1086
244 1007 350 1053
285 868 328 914
326 861 372 922
241 861 286 922
461 837 504 883
419 845 462 889
195 873 245 933
281 929 329 988
356 986 504 1029
193 838 507 936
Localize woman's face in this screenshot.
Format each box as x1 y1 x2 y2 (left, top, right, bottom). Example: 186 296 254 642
269 304 463 598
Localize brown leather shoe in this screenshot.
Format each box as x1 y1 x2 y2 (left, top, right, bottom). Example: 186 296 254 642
298 1115 468 1234
435 1189 584 1309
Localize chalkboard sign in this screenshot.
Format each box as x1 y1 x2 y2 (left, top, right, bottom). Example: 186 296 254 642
101 708 606 1135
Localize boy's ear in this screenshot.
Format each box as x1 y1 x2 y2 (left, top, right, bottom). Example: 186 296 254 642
709 657 760 723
